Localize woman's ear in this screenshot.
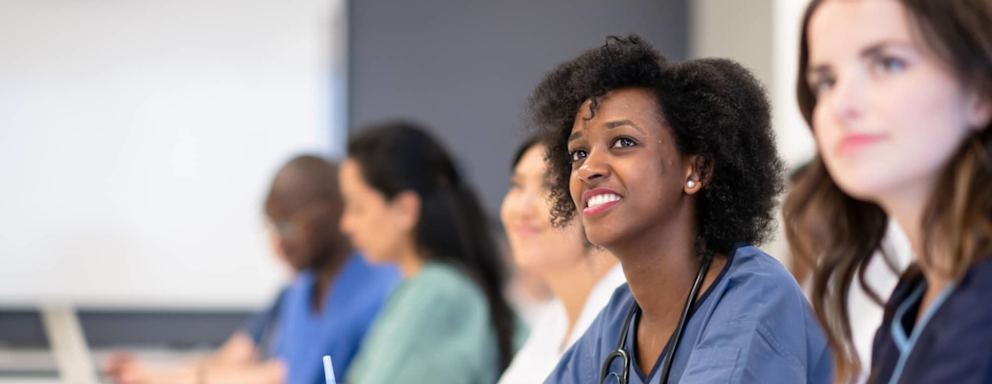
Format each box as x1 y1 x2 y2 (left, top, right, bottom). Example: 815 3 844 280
966 93 992 131
683 155 712 195
390 190 422 231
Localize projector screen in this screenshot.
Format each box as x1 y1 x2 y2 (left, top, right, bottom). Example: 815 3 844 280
0 0 346 309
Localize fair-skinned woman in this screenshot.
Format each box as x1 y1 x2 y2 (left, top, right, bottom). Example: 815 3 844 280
339 121 522 384
498 139 623 383
785 0 992 382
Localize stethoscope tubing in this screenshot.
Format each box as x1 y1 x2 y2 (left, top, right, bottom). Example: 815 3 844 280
599 253 714 384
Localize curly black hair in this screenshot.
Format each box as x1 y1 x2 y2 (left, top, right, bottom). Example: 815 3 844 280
529 35 783 255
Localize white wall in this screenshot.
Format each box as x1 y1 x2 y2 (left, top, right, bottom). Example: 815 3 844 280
772 0 816 168
691 0 814 169
0 0 344 309
691 0 774 95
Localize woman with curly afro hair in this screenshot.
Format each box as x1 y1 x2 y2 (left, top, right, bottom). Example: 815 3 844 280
535 36 832 383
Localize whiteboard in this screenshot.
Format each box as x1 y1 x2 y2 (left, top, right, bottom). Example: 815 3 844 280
0 0 346 309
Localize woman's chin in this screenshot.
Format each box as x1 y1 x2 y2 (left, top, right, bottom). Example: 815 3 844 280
359 253 390 265
583 230 617 251
833 174 889 204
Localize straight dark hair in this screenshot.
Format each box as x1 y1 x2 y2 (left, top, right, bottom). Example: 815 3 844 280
510 135 541 170
347 120 517 370
785 0 992 381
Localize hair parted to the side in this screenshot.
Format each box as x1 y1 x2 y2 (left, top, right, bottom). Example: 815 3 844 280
785 1 992 381
529 34 783 256
346 120 517 370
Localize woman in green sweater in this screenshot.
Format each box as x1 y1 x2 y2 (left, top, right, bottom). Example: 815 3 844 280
338 121 522 383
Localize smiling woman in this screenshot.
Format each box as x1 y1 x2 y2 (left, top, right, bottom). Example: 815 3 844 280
498 138 624 384
532 35 832 383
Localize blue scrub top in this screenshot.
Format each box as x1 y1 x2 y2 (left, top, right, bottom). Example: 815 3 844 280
245 253 399 384
869 257 992 384
546 245 833 383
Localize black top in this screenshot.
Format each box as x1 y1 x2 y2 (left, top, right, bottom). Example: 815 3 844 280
870 257 992 383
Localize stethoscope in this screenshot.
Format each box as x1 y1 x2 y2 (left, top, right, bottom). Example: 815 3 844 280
599 253 713 384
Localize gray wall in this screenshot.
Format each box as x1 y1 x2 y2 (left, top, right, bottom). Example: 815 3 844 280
348 0 689 214
0 309 251 348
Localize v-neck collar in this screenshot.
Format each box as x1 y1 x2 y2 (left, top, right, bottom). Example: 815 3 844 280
887 280 957 384
624 247 739 382
627 308 673 382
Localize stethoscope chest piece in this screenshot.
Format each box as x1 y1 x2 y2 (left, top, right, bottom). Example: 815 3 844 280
597 253 714 384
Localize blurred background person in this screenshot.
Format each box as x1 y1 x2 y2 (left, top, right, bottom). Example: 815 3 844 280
338 121 524 384
785 0 992 382
497 137 623 384
105 154 399 384
785 161 912 382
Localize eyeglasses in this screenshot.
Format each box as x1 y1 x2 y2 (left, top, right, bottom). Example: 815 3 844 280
266 204 333 236
268 219 302 236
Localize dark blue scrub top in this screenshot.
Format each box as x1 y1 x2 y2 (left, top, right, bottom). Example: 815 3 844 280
870 257 992 384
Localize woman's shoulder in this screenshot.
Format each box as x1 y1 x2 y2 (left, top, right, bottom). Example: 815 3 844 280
925 257 992 340
369 263 493 339
705 246 822 337
873 259 992 384
398 262 488 312
688 246 832 382
722 245 806 300
416 262 482 290
710 245 816 330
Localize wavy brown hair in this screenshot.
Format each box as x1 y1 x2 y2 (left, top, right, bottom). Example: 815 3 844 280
784 0 992 381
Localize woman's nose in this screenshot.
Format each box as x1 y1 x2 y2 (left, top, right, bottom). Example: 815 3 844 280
576 149 609 184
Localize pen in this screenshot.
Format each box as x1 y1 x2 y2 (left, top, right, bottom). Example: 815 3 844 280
322 355 336 384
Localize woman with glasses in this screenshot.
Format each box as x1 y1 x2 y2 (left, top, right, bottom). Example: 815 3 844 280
534 36 832 383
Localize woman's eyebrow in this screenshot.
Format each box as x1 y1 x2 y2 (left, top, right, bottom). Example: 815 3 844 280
605 119 644 134
568 130 583 142
860 39 914 59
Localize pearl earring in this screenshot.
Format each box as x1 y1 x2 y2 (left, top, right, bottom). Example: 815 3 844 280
687 180 696 188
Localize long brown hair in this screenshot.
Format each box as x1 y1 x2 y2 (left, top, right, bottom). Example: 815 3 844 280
785 0 992 381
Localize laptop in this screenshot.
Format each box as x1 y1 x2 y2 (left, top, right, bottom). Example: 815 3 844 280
39 306 98 384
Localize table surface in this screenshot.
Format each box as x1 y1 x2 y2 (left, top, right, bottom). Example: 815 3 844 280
0 347 210 384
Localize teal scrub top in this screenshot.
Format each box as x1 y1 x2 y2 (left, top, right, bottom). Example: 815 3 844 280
347 262 522 384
